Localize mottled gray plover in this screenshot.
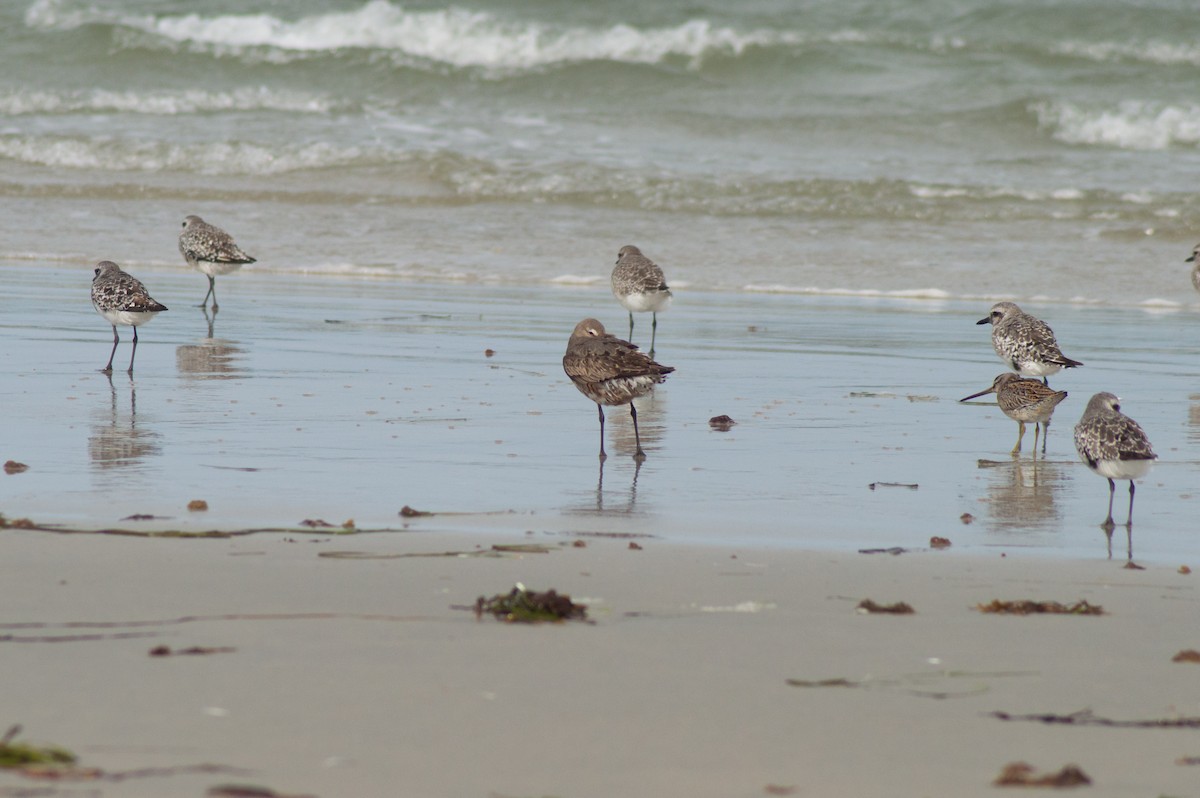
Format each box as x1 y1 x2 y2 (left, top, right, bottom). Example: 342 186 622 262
977 301 1082 384
1073 392 1157 529
179 215 256 310
960 372 1068 455
91 260 168 374
611 245 672 353
562 317 674 460
1185 243 1200 293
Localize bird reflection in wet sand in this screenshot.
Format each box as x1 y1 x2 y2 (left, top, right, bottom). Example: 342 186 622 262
562 318 674 460
960 373 1067 455
591 457 643 515
88 373 162 472
176 309 245 380
976 457 1065 535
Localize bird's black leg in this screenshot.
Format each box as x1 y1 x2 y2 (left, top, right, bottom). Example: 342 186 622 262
198 275 215 309
102 325 119 373
127 326 139 373
630 402 646 461
1102 477 1116 530
1126 481 1136 527
596 403 607 461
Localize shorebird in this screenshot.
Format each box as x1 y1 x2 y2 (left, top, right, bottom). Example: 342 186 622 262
90 261 168 374
611 245 672 353
1073 392 1157 530
960 372 1068 455
977 301 1082 384
562 317 674 460
179 215 256 311
1185 243 1200 293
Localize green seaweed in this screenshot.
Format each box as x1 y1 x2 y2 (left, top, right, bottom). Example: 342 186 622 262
0 725 77 768
474 584 588 623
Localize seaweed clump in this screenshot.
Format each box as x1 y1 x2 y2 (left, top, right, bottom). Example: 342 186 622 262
0 725 77 769
976 599 1104 615
474 584 589 624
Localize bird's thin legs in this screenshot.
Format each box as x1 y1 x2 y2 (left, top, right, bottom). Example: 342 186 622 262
630 402 646 461
102 325 119 373
127 326 139 373
596 403 607 461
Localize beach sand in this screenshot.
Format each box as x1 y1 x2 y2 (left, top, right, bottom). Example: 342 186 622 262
2 530 1198 797
2 262 1199 796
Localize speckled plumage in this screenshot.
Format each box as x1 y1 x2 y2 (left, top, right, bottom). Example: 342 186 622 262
179 215 256 309
611 244 672 351
1074 392 1157 528
960 372 1067 454
90 260 168 373
562 317 674 460
977 301 1082 381
1185 243 1200 293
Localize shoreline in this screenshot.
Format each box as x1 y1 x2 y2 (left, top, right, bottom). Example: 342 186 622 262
2 261 1198 564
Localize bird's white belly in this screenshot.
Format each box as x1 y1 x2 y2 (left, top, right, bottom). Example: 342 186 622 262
97 307 161 327
1014 360 1060 378
618 291 672 314
195 259 245 278
1094 458 1153 481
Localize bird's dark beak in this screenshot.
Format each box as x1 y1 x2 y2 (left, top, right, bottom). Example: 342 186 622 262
976 317 990 325
959 387 995 402
1187 254 1196 263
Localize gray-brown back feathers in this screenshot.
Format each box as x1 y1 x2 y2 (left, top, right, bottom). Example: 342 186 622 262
977 301 1082 377
562 318 673 406
1074 392 1156 469
91 260 167 315
179 215 256 266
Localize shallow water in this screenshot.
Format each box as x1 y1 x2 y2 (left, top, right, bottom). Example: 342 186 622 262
3 261 1197 563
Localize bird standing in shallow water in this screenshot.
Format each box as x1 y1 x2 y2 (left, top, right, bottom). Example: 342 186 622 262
611 245 672 355
977 301 1082 384
1073 392 1156 530
90 261 168 374
562 318 674 461
960 372 1067 455
179 215 256 311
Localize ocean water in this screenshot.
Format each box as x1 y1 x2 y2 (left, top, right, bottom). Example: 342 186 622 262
3 0 1200 304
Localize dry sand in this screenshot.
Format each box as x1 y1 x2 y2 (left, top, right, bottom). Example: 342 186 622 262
1 528 1198 797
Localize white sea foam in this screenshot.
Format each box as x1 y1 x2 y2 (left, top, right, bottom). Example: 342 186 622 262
1032 100 1200 151
0 87 339 116
0 135 384 175
25 0 803 73
741 285 951 301
1052 39 1200 67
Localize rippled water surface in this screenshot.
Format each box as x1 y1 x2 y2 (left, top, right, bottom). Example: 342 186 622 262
2 0 1200 305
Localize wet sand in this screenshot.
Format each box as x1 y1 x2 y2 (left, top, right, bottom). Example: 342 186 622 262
2 262 1200 795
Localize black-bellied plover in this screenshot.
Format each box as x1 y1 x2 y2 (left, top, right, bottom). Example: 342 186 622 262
562 317 674 461
611 245 672 354
90 261 168 374
179 215 256 311
960 372 1067 455
977 301 1082 384
1185 243 1200 293
1073 392 1157 529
